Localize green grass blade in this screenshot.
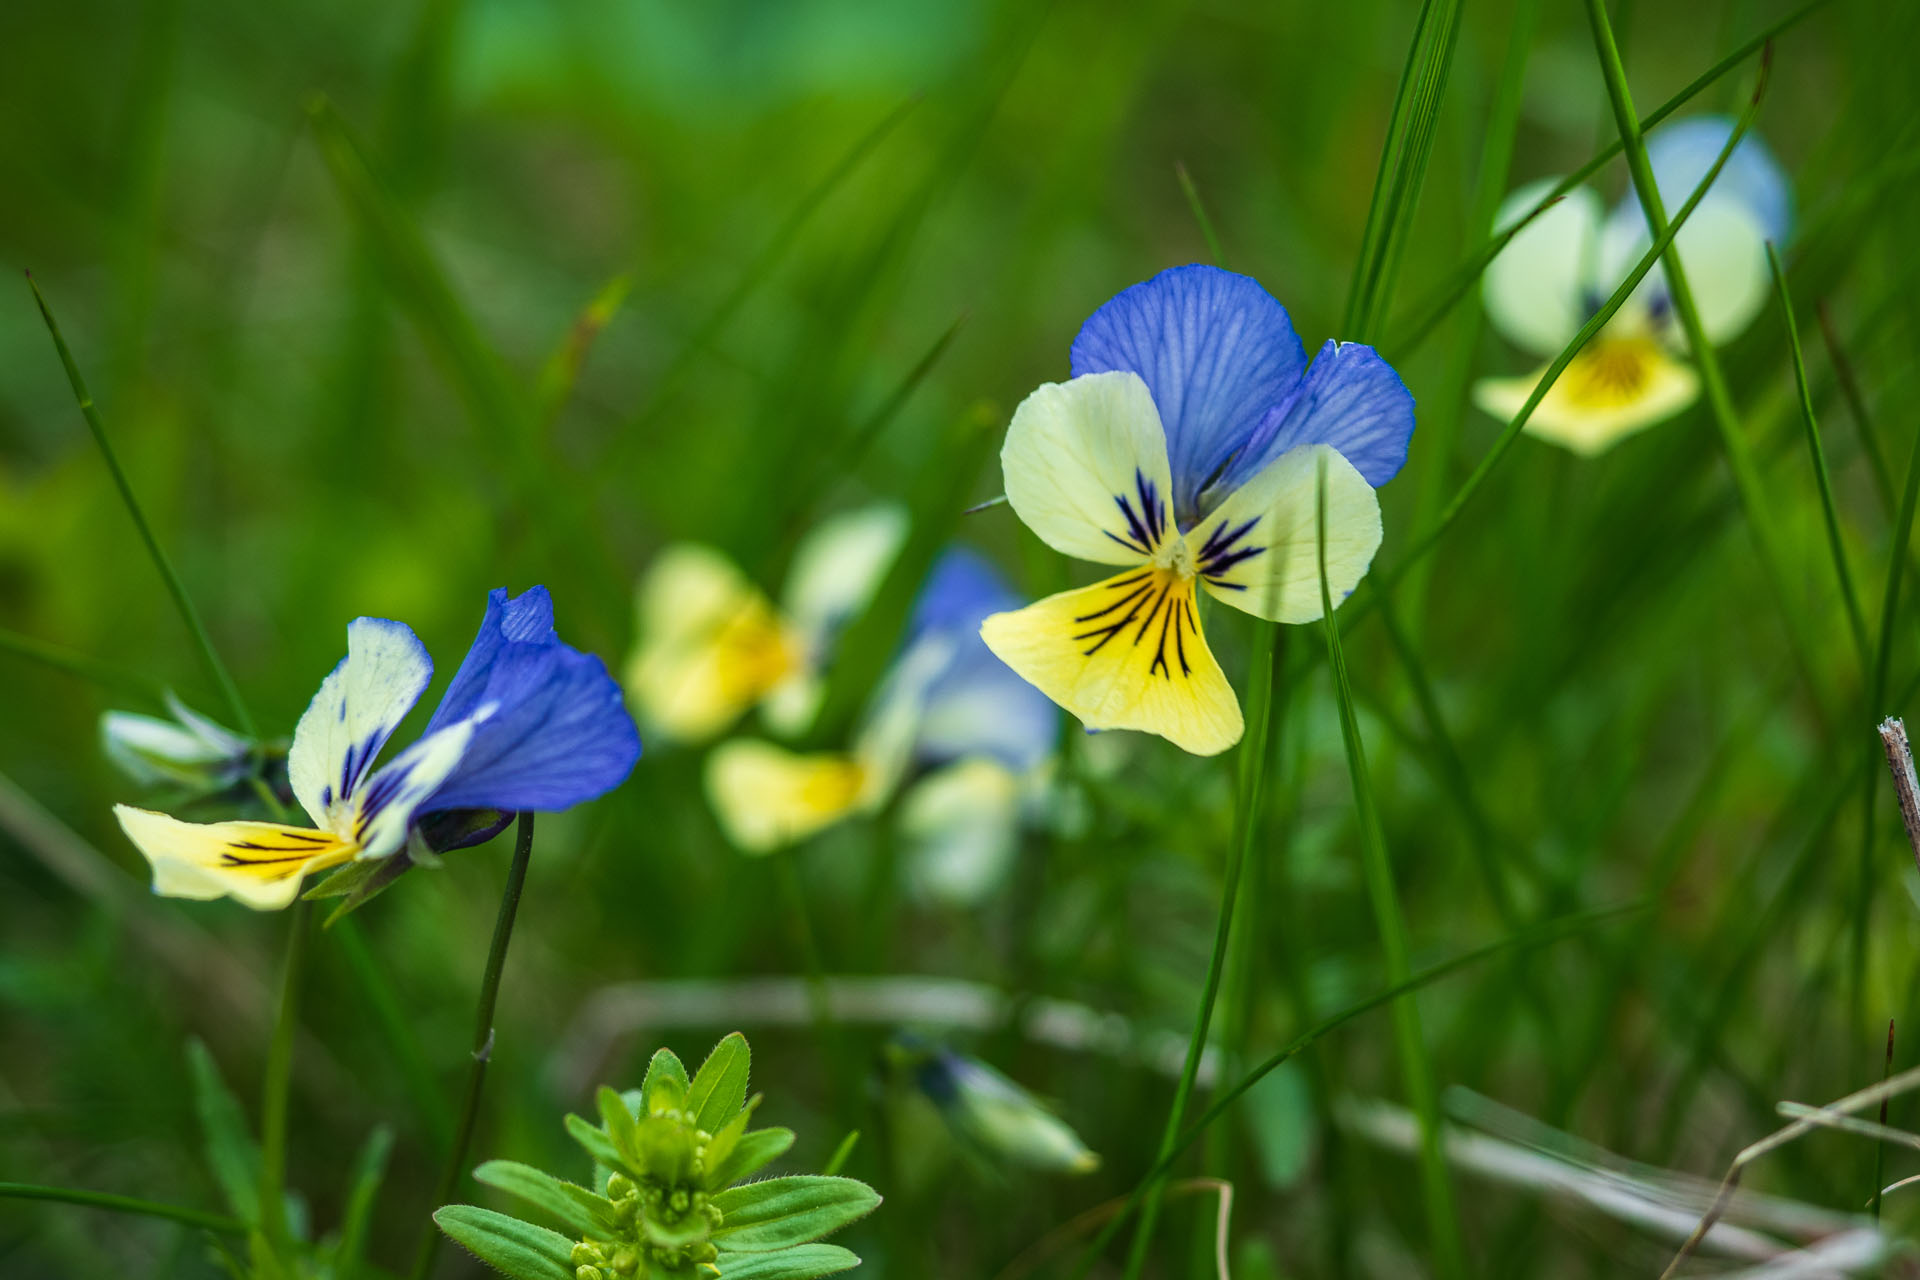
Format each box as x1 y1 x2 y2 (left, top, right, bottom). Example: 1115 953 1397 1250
1175 162 1229 269
1817 302 1897 515
1346 0 1465 343
1316 455 1465 1279
0 626 168 702
1068 904 1641 1279
27 276 256 738
536 273 631 430
1769 244 1871 671
1119 621 1278 1279
0 1182 244 1235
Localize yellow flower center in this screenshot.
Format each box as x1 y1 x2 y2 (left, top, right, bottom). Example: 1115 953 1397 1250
1562 336 1662 410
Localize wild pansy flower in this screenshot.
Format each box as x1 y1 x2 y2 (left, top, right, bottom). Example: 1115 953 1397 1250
980 264 1414 756
706 547 1058 865
113 587 640 911
627 506 906 742
1476 116 1791 455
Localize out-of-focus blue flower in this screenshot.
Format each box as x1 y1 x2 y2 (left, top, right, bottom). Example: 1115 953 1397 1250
1477 116 1791 455
112 587 640 911
979 264 1412 756
889 1035 1098 1175
706 547 1059 890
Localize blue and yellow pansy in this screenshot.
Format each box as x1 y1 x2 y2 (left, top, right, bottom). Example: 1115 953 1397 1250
979 264 1415 756
705 546 1059 867
114 587 640 910
1476 115 1791 455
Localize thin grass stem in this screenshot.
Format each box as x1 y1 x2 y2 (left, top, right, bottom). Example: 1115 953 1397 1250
26 275 255 738
257 895 311 1253
0 1183 244 1235
1316 456 1465 1279
1119 621 1276 1280
410 812 535 1280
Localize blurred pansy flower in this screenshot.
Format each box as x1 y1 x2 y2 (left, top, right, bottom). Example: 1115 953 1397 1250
981 264 1413 756
887 1034 1099 1175
627 506 906 741
1476 116 1791 455
113 587 640 911
102 693 273 798
706 547 1058 881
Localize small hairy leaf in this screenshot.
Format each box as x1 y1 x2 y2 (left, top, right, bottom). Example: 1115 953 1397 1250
708 1127 796 1190
474 1160 612 1237
186 1039 260 1225
639 1047 689 1116
433 1205 575 1280
687 1032 752 1133
711 1243 862 1279
563 1113 623 1173
711 1176 881 1252
701 1097 761 1182
596 1087 641 1160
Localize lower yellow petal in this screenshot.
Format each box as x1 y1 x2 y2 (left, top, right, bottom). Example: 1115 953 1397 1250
705 741 873 854
114 805 357 911
627 545 802 742
979 570 1242 757
1475 337 1700 457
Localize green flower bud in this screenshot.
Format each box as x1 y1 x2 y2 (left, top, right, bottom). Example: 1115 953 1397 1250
606 1173 636 1201
899 1035 1100 1174
576 1268 603 1280
611 1245 639 1276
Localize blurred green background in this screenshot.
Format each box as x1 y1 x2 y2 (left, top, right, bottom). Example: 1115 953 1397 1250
3 0 1918 1275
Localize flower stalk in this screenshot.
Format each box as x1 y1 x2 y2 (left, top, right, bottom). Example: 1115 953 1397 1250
410 811 536 1280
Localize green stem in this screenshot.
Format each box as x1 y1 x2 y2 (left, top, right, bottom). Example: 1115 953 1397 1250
1317 458 1466 1279
1769 244 1871 672
0 1182 244 1235
26 274 255 739
257 896 313 1253
1581 0 1826 716
1120 619 1279 1280
410 812 535 1280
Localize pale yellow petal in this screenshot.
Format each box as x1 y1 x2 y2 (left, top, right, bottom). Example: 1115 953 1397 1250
627 544 801 742
979 571 1242 757
1186 444 1382 625
114 805 356 911
1002 372 1178 566
1475 337 1700 456
704 740 875 854
901 758 1022 906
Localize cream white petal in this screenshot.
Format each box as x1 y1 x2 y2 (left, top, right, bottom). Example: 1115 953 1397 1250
1188 444 1382 625
1484 180 1607 358
288 617 434 832
1001 372 1178 566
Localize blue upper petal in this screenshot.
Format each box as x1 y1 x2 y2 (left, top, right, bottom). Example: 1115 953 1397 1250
1639 116 1793 243
421 586 641 813
909 549 1057 772
1070 265 1309 526
1210 340 1415 501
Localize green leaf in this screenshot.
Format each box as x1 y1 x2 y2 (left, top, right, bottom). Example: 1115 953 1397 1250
473 1161 613 1238
711 1244 862 1280
332 1125 391 1276
186 1039 260 1224
686 1033 752 1133
433 1206 575 1280
563 1114 623 1173
638 1047 689 1116
700 1096 761 1179
711 1176 880 1252
596 1086 640 1160
708 1127 796 1190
